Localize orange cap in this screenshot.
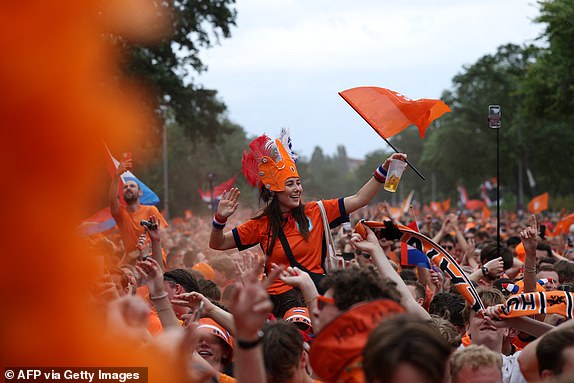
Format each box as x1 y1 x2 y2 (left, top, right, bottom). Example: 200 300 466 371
283 307 312 330
192 262 215 281
198 318 234 352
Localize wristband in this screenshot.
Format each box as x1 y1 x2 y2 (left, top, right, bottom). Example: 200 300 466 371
212 214 227 230
214 213 228 223
373 164 387 183
150 292 168 301
236 330 265 349
481 266 489 278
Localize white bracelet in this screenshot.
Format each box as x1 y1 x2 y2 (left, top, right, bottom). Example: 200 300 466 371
150 292 168 301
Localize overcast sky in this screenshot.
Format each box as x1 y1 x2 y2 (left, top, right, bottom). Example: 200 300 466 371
197 0 544 159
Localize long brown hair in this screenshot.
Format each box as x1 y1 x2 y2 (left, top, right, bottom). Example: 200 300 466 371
254 187 310 256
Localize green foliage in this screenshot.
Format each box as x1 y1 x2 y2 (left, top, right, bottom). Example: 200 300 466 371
139 119 251 217
130 0 574 215
303 146 357 201
120 0 237 141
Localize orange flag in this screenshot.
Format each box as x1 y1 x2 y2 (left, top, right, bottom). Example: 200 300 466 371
528 192 549 214
442 198 451 212
339 87 451 138
430 201 443 214
550 214 574 236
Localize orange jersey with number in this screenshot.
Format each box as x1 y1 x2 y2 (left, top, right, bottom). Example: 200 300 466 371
232 199 348 295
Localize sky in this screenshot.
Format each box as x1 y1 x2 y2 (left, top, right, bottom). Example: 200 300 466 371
197 0 544 160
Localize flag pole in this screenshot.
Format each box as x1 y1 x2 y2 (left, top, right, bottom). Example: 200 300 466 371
338 95 425 180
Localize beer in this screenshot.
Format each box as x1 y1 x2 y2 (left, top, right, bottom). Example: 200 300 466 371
384 174 400 192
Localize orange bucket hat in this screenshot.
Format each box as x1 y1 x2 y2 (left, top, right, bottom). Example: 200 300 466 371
241 129 299 192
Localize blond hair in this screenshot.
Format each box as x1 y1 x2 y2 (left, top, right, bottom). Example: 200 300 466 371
450 344 502 382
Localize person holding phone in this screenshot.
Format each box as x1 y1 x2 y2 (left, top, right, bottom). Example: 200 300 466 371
109 156 167 264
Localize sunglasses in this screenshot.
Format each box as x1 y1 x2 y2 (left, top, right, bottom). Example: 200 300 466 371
443 245 454 251
316 295 336 310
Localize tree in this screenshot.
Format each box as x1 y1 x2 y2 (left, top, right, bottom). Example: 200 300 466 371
119 0 237 141
420 44 540 201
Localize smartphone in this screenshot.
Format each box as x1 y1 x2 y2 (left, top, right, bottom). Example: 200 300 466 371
488 105 501 129
539 224 546 240
342 252 355 261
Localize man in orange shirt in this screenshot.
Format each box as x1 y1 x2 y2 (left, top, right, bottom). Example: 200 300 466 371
109 157 167 261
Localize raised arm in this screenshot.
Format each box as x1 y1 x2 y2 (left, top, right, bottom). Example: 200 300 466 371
136 257 181 329
343 153 407 214
209 188 240 250
231 266 276 383
109 157 131 216
351 227 430 319
521 215 539 293
145 215 164 271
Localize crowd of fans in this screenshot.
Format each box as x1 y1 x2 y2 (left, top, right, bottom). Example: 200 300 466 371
83 143 574 383
86 194 574 383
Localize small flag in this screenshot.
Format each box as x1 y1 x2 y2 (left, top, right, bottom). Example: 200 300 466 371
528 192 549 214
198 175 237 207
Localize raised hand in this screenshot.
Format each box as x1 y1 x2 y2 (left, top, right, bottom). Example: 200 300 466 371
116 158 132 176
217 188 240 219
277 265 312 291
520 215 539 255
144 215 161 243
234 250 264 285
231 268 273 340
483 256 505 279
135 257 164 297
382 152 407 171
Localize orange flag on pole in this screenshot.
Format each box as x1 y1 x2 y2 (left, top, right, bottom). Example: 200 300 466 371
339 87 451 138
528 192 549 214
550 214 574 236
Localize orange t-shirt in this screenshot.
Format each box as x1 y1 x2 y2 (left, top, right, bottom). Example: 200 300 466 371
232 199 348 295
218 373 236 383
112 204 168 253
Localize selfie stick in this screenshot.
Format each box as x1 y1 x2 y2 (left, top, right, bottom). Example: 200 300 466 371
488 105 502 256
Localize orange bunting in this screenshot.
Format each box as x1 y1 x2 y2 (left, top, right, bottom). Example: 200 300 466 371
528 192 549 214
339 87 451 139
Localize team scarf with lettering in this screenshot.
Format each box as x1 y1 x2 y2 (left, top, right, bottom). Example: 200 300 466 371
497 290 574 319
355 220 485 312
